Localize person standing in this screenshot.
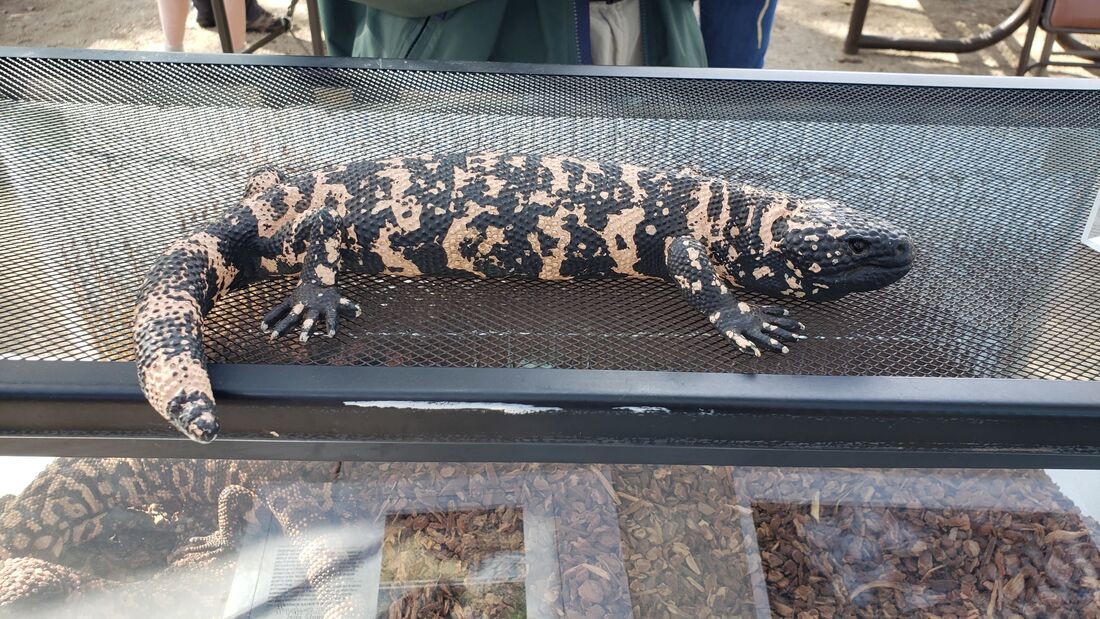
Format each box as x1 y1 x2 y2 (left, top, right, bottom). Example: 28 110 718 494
315 0 708 67
156 0 247 52
698 0 779 68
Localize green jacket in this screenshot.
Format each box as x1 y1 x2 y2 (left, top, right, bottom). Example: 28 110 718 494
317 0 708 67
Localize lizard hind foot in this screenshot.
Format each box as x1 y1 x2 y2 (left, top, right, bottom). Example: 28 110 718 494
167 529 234 566
166 392 219 444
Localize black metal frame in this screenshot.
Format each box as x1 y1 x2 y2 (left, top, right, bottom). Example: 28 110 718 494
3 360 1100 468
2 47 1100 469
6 45 1100 89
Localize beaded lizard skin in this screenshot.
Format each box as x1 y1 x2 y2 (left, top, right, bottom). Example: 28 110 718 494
0 458 366 617
134 153 913 442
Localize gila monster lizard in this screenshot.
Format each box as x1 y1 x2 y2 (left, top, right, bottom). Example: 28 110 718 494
134 153 913 442
0 458 365 616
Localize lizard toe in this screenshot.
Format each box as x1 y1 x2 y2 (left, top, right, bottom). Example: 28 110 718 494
762 314 804 331
758 304 792 318
336 296 362 318
721 328 762 356
299 309 321 343
746 327 787 353
762 322 806 342
168 530 235 566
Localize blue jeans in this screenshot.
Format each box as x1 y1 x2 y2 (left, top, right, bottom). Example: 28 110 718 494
699 0 779 68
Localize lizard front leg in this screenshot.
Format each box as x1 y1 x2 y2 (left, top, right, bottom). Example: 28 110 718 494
167 484 258 566
261 208 362 342
665 236 805 356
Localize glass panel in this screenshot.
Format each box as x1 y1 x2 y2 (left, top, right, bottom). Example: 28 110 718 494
1085 189 1100 252
377 508 527 617
1 458 1097 618
743 467 1100 617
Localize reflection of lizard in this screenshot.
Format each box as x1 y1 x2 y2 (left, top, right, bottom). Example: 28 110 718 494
0 458 366 617
0 555 238 618
134 153 913 442
0 459 221 576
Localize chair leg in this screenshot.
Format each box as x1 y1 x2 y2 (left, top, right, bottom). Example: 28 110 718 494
306 0 326 56
1038 28 1057 75
1015 0 1044 75
209 0 235 53
844 0 871 55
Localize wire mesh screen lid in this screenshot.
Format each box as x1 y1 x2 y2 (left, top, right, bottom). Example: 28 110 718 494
1 52 1100 381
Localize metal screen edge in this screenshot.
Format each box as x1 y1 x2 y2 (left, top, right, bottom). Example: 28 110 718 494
2 46 1099 91
3 361 1100 466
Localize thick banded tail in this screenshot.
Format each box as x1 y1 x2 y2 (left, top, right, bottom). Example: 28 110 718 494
133 228 243 442
134 168 284 443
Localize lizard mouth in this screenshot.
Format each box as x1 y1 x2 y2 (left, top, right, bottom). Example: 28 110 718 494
818 262 912 293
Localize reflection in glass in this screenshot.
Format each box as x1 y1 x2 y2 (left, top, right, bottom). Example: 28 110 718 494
0 458 1096 618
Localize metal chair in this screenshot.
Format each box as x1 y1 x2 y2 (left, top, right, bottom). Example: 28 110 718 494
209 0 325 56
844 0 1033 56
1016 0 1100 75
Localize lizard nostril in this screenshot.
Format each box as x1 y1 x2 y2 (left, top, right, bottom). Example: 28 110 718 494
896 241 910 256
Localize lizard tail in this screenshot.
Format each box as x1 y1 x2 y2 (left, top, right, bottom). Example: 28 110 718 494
133 228 242 443
134 168 283 443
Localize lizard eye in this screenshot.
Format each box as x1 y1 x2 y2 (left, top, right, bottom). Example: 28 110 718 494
848 239 869 255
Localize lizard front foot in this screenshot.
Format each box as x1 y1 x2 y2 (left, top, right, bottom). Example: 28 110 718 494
709 303 806 356
261 283 362 342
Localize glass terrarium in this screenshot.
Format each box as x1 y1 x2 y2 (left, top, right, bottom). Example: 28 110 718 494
2 47 1100 619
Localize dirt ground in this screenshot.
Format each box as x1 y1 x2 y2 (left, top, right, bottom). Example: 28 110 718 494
769 0 1097 76
0 0 1096 76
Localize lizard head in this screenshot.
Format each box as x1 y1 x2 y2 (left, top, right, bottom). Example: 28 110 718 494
730 197 913 301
